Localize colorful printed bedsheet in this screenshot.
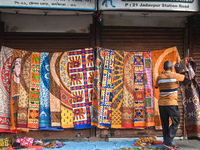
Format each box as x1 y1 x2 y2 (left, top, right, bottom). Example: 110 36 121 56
17 50 31 130
100 49 115 127
175 57 200 140
122 52 135 128
133 52 145 128
60 52 74 128
10 49 22 130
49 52 61 127
68 48 94 129
39 52 51 129
0 46 17 133
28 52 40 129
143 51 155 127
152 47 180 130
111 51 124 128
91 48 105 128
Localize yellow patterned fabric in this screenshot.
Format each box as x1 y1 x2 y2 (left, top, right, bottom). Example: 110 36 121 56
111 51 124 128
60 52 74 128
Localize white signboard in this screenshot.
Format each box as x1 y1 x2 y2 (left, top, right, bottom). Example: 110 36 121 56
99 0 199 11
0 0 96 11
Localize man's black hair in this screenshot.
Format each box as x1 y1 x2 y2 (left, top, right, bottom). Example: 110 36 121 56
164 61 173 70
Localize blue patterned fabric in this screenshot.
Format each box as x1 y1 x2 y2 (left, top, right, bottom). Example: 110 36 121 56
39 52 51 129
39 53 63 131
100 49 115 127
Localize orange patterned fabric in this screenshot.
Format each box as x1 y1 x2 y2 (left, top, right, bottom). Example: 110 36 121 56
10 49 22 130
28 52 40 129
17 51 31 131
152 47 180 130
122 52 135 128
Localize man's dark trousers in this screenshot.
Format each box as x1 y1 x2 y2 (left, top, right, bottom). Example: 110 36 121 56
159 106 180 146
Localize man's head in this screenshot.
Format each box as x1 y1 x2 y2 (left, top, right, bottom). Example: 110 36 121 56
164 61 173 71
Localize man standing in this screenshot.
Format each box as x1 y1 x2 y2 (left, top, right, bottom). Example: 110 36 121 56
155 61 185 149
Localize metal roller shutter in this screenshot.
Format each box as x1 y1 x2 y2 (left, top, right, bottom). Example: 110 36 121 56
4 32 91 52
100 26 184 138
192 15 200 82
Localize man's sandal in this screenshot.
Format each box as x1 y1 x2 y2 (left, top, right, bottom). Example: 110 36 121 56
163 144 181 150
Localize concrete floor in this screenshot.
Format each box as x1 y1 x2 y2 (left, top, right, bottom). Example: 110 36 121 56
1 137 200 150
109 137 200 150
174 139 200 150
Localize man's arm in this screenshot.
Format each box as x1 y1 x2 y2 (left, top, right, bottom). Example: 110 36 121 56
176 73 185 82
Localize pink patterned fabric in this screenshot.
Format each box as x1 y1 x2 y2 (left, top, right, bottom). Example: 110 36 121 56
143 51 155 127
16 137 34 147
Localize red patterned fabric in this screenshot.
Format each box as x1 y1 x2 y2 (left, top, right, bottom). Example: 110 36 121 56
0 46 17 133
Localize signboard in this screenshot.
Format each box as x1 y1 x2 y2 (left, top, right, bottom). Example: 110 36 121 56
99 0 199 11
0 0 96 11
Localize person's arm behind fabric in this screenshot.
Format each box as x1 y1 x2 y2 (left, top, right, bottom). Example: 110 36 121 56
175 73 185 82
155 76 159 89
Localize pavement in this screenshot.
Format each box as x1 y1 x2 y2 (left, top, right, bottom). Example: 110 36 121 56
173 139 200 150
41 137 200 150
109 138 200 150
1 137 200 150
42 138 200 150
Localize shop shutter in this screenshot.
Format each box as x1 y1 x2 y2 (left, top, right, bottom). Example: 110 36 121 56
4 32 91 52
192 16 200 82
100 26 184 137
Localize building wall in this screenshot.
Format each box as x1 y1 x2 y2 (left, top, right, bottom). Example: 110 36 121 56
102 12 191 27
1 13 93 33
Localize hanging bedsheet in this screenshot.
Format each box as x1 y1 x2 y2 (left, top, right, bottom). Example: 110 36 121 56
0 46 17 133
152 47 180 130
100 49 115 127
91 47 105 128
122 52 135 128
68 48 94 129
10 49 22 130
39 52 51 129
17 50 31 131
28 52 40 129
175 57 200 140
143 51 155 127
49 52 61 127
60 52 74 128
133 52 145 128
111 51 124 129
